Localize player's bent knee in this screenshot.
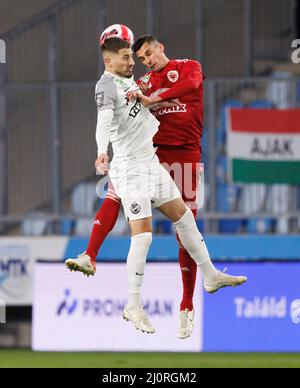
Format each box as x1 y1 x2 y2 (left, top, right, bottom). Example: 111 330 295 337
158 198 187 223
129 217 153 236
131 232 153 249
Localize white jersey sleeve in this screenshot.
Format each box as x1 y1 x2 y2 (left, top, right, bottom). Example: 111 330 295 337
95 75 118 111
95 75 118 155
96 109 114 156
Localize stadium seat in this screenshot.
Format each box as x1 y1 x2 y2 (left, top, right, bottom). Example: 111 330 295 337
246 217 275 234
216 148 243 233
154 220 174 235
249 100 274 109
240 184 269 233
266 72 293 109
21 212 49 236
71 183 98 236
60 219 75 235
267 185 291 234
74 218 95 236
110 214 130 236
218 219 244 234
71 183 97 217
196 219 205 233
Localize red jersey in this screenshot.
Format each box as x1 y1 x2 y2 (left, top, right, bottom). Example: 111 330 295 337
140 59 204 153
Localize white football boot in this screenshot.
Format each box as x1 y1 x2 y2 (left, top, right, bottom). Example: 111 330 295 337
178 309 195 339
204 269 247 294
123 305 155 334
65 254 96 277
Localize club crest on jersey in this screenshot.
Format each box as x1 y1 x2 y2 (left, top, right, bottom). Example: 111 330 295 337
130 202 141 215
141 74 151 84
167 70 179 83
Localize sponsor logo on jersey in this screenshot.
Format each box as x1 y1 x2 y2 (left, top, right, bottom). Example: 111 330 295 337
130 202 141 215
153 103 187 117
167 70 179 83
129 100 141 118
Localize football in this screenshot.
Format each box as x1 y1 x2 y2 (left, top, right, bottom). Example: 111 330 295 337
99 24 134 47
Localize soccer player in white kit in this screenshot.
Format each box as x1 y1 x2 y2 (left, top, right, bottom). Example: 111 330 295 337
66 37 247 334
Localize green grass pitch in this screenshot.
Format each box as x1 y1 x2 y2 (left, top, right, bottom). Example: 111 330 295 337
0 350 300 368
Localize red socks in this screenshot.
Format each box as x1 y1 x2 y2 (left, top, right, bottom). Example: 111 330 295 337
178 208 198 312
179 249 198 312
86 196 121 264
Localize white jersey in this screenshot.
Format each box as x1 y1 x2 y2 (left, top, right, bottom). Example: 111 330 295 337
95 71 160 158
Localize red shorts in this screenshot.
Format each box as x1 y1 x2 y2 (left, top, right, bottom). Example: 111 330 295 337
156 146 201 209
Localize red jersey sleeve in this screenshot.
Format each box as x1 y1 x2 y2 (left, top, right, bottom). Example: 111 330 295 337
158 61 203 101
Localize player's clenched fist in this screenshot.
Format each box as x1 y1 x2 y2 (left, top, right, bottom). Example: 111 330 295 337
95 153 109 175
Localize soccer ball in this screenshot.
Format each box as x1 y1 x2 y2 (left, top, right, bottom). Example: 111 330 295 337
99 24 134 47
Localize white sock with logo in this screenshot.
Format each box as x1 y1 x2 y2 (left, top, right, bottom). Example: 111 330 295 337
127 232 152 310
174 208 218 282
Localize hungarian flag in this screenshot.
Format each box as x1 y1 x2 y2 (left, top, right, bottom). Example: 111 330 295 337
227 109 300 184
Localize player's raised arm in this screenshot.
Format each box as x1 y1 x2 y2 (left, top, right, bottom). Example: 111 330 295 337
133 61 203 107
157 61 203 102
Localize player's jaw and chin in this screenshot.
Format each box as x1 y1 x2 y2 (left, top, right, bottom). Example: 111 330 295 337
112 60 135 79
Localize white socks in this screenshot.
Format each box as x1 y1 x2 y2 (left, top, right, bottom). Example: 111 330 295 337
127 232 152 309
174 208 218 282
126 209 216 310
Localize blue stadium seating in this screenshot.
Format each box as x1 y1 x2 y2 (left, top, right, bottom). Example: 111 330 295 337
246 217 275 234
154 219 174 235
249 100 274 109
60 219 76 235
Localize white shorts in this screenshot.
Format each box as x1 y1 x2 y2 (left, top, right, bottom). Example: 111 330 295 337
109 150 181 221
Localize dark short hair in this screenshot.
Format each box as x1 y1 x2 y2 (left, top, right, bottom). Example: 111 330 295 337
101 37 130 53
132 35 159 53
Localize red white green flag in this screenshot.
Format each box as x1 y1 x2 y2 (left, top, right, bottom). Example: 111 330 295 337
227 109 300 184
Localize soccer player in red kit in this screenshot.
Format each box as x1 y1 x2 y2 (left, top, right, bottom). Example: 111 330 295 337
68 35 205 339
132 35 204 339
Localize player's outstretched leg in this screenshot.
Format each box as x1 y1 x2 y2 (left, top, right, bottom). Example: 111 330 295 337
177 209 197 339
158 199 247 294
174 207 247 294
123 218 155 334
65 193 121 277
177 241 197 339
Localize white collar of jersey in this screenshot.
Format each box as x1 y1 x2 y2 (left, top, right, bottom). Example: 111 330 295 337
104 71 135 90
